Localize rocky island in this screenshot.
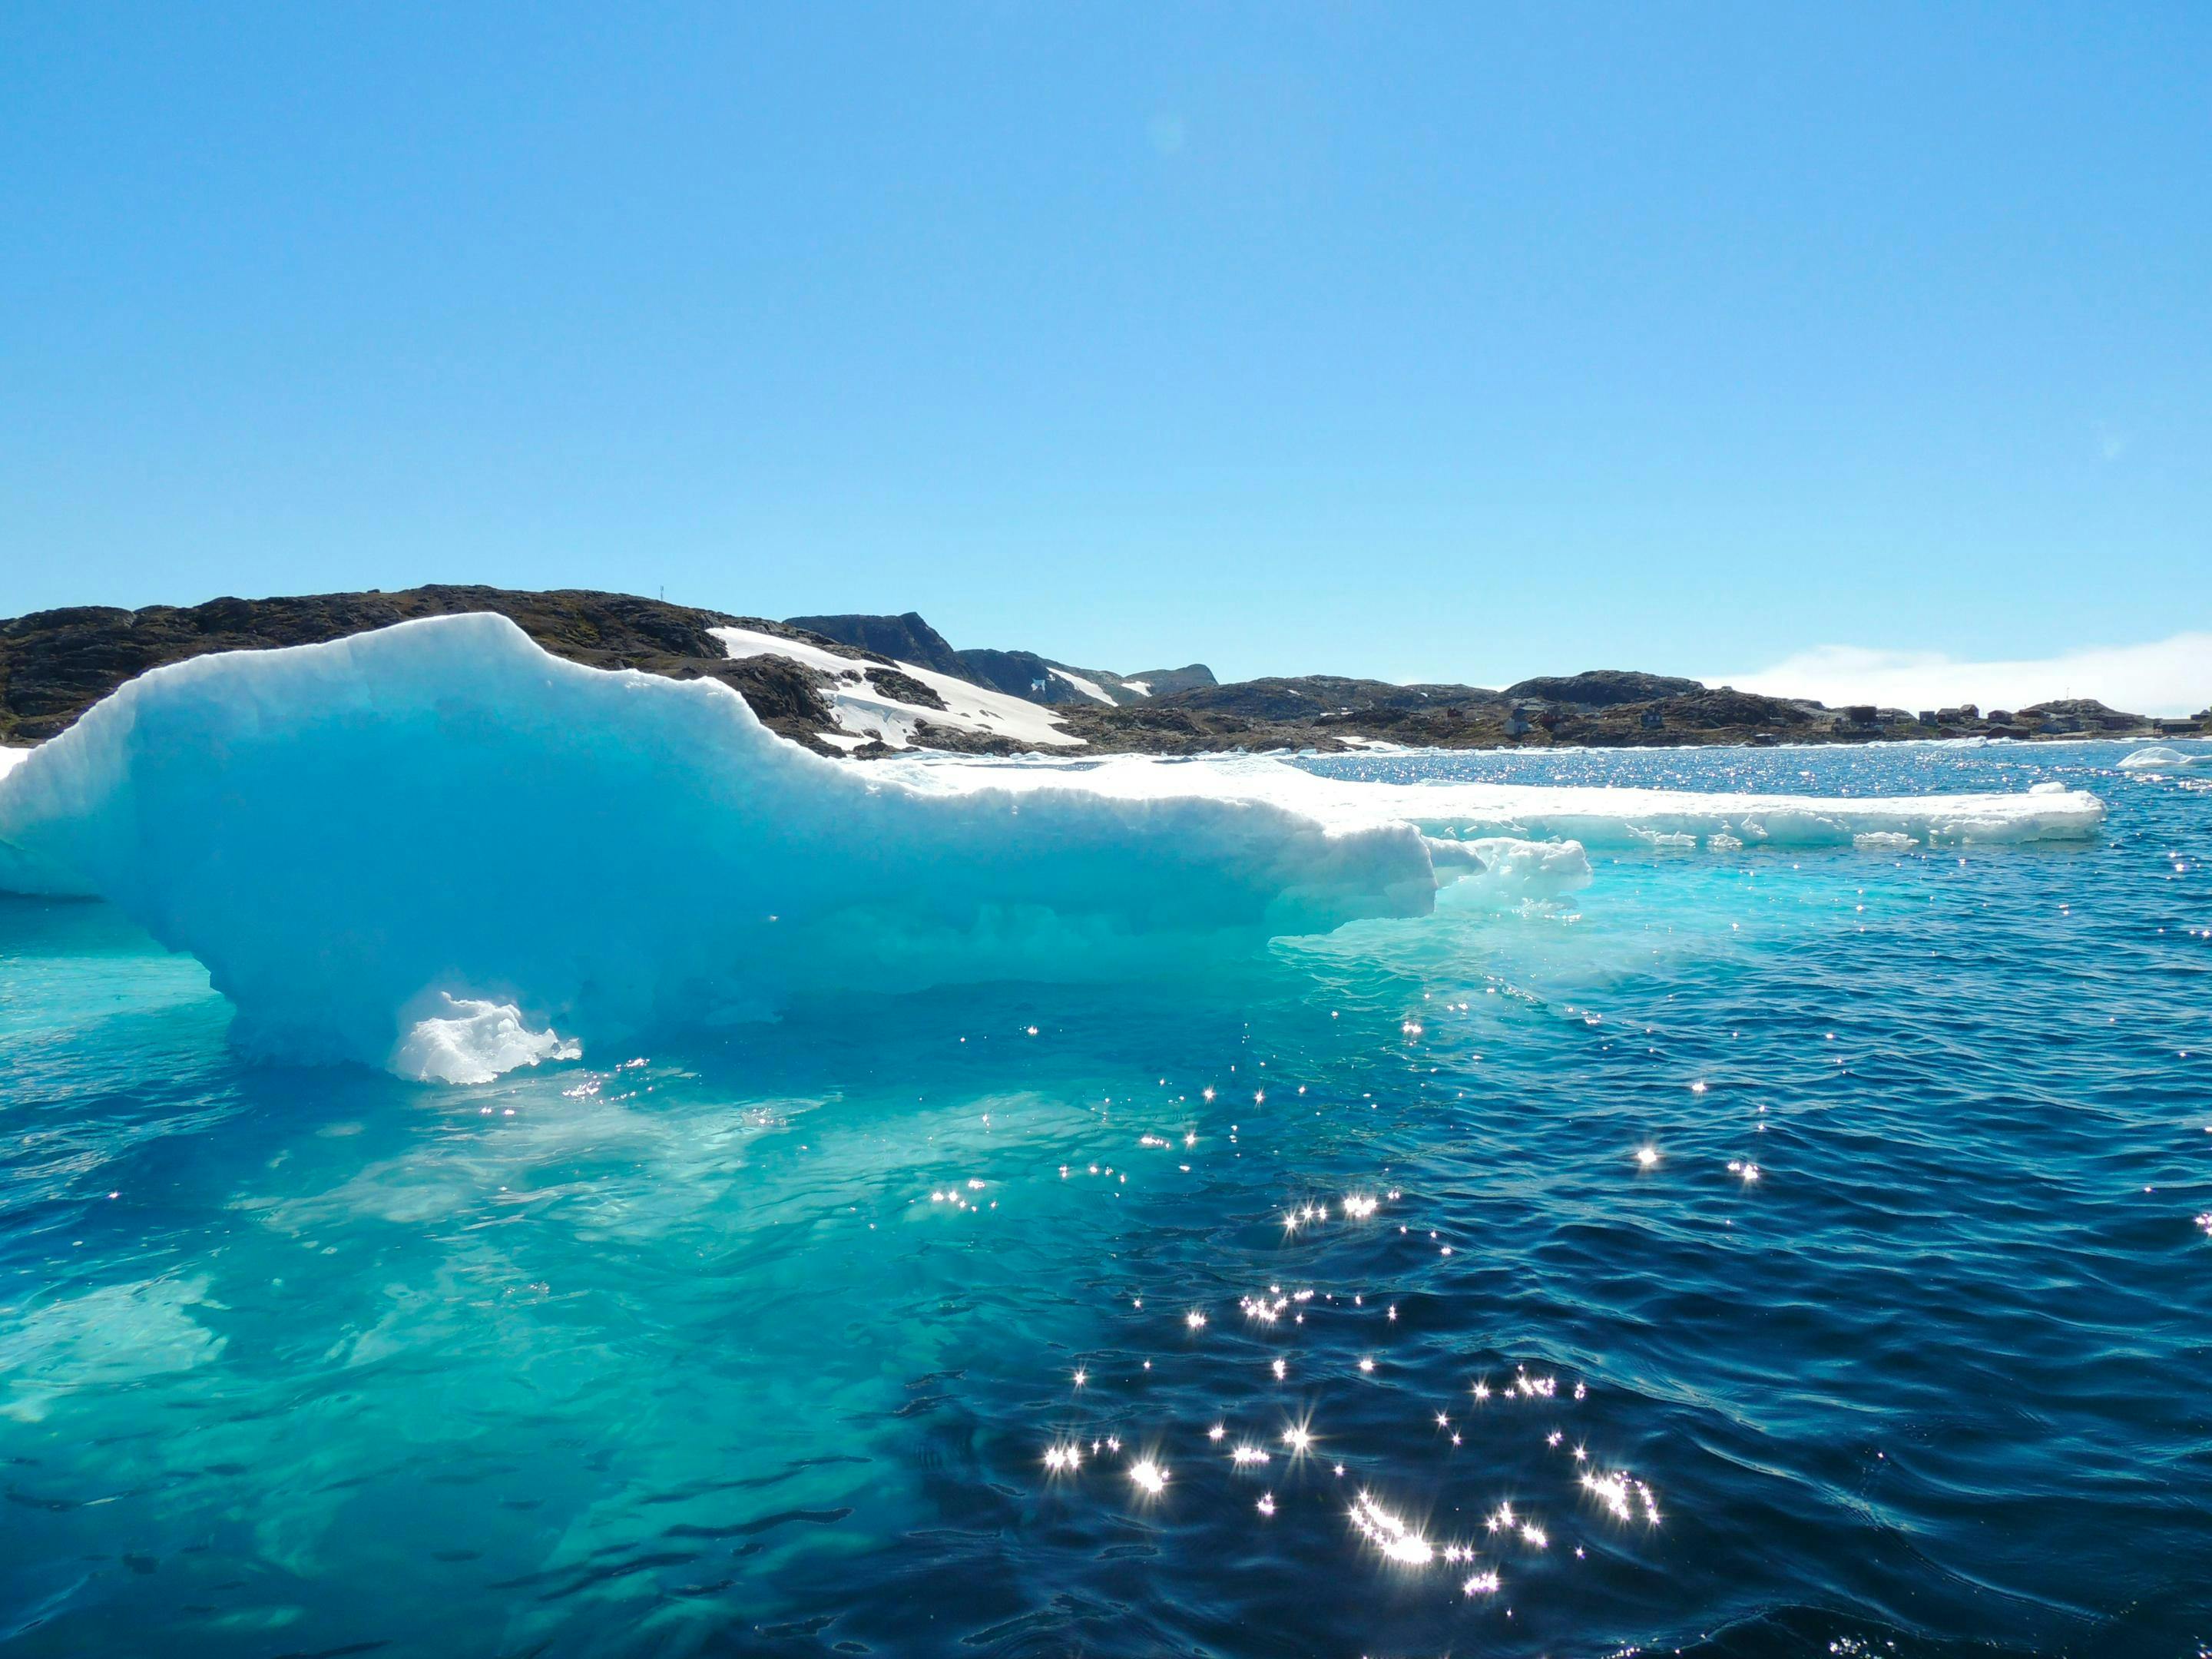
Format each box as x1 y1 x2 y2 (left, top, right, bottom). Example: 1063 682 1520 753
3 586 2202 757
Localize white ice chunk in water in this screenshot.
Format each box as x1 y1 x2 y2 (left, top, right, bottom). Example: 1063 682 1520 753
2116 747 2176 770
389 991 581 1085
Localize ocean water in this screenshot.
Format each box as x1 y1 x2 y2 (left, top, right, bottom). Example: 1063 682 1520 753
3 740 2207 1658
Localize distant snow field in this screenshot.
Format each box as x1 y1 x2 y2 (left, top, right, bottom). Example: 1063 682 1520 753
1047 666 1117 706
709 626 1082 750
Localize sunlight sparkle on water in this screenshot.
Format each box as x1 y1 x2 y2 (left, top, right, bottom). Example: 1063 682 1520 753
1581 1469 1663 1525
1350 1492 1435 1566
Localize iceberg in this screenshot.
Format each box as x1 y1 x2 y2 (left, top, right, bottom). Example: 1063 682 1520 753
0 615 1436 1073
0 614 2107 1079
2118 746 2196 770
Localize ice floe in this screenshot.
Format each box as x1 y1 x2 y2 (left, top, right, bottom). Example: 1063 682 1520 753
871 750 2108 850
2118 745 2198 770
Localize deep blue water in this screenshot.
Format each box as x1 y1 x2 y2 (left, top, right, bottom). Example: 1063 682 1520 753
3 740 2207 1657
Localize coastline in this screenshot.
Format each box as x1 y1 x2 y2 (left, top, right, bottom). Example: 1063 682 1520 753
5 585 2205 760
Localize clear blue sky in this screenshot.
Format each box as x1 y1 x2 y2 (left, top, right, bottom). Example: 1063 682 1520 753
4 4 2207 689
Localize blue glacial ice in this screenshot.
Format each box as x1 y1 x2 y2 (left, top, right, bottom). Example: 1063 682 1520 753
0 615 1439 1075
0 614 2106 1081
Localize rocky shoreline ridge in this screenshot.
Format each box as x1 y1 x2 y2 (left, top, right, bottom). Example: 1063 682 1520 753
3 585 2204 757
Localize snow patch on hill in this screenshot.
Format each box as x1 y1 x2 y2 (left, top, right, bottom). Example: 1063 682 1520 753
710 627 1081 750
1048 666 1118 706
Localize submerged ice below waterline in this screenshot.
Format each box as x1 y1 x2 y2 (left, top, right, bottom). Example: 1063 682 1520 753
2 733 2207 1657
0 614 2105 1083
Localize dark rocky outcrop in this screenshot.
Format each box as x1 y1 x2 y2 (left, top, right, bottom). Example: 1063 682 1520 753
1159 675 1498 723
953 647 1214 709
783 612 968 679
864 667 946 710
793 620 1216 710
1504 670 1705 708
1123 664 1218 699
2014 698 2147 735
3 586 2194 759
955 648 1068 702
0 586 846 753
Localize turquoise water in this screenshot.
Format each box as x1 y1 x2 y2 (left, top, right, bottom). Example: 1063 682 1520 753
3 740 2207 1657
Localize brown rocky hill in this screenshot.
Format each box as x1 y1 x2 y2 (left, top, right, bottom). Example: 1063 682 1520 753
2 586 2195 756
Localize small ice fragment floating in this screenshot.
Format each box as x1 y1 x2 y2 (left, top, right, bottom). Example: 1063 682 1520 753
2119 746 2196 770
387 989 581 1084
